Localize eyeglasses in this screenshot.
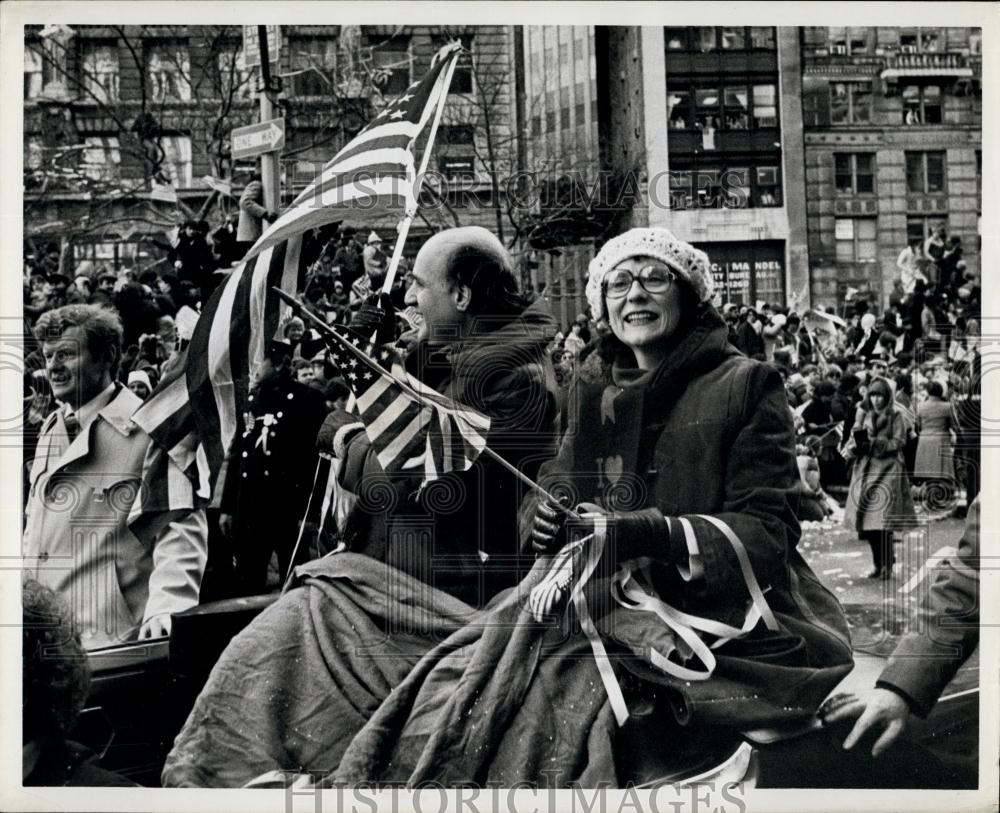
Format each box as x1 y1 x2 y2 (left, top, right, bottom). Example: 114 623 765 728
603 265 677 299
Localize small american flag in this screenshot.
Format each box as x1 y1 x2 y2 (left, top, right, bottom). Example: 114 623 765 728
325 327 490 481
245 41 462 260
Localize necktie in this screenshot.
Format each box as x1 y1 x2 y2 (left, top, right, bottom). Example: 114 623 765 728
64 412 80 443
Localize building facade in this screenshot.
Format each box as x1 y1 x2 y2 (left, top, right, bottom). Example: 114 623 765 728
800 26 982 311
589 26 809 310
23 24 517 274
520 25 600 326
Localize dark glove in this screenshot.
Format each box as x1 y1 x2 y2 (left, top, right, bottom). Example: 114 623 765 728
530 497 570 553
351 292 396 344
266 210 280 222
532 502 671 561
870 438 888 456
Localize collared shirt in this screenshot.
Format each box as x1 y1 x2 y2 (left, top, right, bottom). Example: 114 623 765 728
64 382 116 435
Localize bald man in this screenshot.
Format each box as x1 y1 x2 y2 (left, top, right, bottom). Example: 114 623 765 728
336 227 561 606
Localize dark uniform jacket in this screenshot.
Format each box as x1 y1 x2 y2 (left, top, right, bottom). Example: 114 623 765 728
222 375 328 524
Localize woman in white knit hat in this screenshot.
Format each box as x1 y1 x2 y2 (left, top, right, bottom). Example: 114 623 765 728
526 227 859 785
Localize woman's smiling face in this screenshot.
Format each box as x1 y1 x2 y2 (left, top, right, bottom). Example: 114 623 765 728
605 256 683 360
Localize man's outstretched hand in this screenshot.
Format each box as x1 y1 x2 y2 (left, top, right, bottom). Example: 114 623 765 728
818 688 910 757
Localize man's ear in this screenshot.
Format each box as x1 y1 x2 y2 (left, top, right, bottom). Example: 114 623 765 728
452 283 473 313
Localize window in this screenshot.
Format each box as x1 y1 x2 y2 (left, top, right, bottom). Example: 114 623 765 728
669 161 781 209
969 29 982 55
371 37 411 96
696 27 717 52
669 82 776 130
829 27 870 54
159 135 192 188
667 89 690 128
575 101 585 125
899 28 941 53
907 216 947 247
665 27 775 53
435 35 473 94
723 167 750 207
291 36 338 97
749 27 776 49
695 87 719 129
720 27 745 50
558 42 568 63
81 136 121 183
830 81 871 124
545 110 556 132
530 115 541 137
664 28 688 50
905 151 946 194
24 42 43 99
146 44 191 102
751 84 777 127
755 166 781 206
442 125 474 145
560 106 571 130
835 218 878 262
80 42 119 103
217 45 253 101
834 153 875 195
723 86 749 129
902 84 942 124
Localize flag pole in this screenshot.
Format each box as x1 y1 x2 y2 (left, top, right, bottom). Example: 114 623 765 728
273 286 580 520
380 43 461 297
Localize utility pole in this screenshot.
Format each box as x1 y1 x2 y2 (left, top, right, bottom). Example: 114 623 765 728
258 25 281 215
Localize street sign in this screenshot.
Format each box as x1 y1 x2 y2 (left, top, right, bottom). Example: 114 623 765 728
231 118 285 160
241 25 280 69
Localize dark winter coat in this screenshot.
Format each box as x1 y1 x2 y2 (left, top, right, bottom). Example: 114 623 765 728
526 306 853 729
338 299 560 606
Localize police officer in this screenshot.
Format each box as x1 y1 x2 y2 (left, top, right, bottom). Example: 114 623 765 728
220 340 328 595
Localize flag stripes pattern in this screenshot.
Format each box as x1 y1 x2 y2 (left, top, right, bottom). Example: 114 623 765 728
187 235 307 480
128 354 210 539
324 327 490 481
245 42 462 260
129 42 462 522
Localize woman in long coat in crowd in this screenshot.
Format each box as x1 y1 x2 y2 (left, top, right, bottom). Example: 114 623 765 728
843 377 918 579
914 380 956 503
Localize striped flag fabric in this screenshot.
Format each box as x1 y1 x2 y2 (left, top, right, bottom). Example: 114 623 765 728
128 351 210 539
128 42 461 517
129 234 308 515
324 327 490 481
245 41 462 261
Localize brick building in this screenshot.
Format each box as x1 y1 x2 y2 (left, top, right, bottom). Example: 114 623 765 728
800 26 982 311
23 24 517 274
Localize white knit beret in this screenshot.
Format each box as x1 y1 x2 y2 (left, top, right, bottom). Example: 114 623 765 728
586 228 714 321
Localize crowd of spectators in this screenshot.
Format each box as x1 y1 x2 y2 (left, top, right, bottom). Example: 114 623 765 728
543 232 981 542
23 218 981 587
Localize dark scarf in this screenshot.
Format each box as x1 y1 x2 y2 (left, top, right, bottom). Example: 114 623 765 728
552 306 732 511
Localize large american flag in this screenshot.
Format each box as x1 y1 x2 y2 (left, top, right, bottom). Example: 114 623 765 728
325 327 490 481
245 41 462 260
128 42 463 512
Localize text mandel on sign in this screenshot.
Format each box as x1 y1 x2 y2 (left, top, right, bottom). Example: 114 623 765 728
232 118 286 161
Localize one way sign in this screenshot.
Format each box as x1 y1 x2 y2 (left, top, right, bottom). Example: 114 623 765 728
231 118 285 160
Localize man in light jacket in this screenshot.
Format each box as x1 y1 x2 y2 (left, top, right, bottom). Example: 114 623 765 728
236 172 278 251
24 305 207 648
